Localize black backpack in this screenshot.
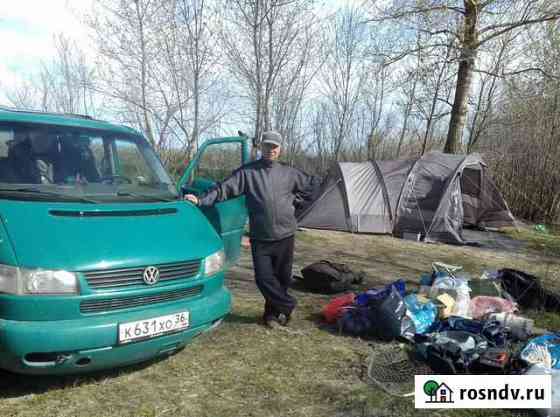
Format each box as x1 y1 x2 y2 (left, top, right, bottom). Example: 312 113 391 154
499 268 560 312
299 260 365 293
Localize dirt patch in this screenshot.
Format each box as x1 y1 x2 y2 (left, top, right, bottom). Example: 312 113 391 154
462 229 527 253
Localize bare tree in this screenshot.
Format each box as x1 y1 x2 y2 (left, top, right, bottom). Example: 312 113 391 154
320 7 370 160
308 102 331 173
416 41 454 155
466 34 514 152
370 0 560 153
87 0 160 145
478 22 560 223
363 58 390 160
220 0 316 144
173 0 219 152
5 34 97 115
271 18 324 165
87 0 226 165
154 0 224 160
394 66 418 158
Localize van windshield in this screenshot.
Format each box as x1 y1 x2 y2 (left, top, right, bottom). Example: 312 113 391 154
0 122 178 203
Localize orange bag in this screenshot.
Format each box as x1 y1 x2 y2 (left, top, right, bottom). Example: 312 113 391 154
322 293 356 324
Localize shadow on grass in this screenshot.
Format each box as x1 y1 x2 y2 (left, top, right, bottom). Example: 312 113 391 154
303 309 367 340
0 353 172 400
290 278 322 293
224 313 259 325
304 310 326 325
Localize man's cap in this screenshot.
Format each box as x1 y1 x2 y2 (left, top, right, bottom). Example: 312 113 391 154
261 131 282 147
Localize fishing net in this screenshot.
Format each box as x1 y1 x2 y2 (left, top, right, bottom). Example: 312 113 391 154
366 342 433 397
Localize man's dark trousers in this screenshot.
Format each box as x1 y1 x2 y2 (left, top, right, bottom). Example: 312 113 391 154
250 236 296 317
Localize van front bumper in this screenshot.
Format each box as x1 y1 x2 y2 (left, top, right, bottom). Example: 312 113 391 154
0 285 231 375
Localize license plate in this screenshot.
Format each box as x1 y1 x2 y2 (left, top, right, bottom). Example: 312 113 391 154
118 311 189 344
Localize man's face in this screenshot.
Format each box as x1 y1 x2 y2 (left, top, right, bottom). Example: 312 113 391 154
261 142 281 161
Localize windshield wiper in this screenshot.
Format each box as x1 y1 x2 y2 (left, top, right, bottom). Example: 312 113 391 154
0 188 99 204
116 191 177 202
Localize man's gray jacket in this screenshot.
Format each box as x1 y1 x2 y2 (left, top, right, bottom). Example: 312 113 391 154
197 159 311 241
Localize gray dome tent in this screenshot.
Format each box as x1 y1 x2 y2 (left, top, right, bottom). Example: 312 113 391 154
297 152 515 244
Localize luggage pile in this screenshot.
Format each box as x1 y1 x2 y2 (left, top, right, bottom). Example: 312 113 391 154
319 262 560 415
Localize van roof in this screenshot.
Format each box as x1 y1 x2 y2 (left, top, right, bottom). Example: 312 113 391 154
0 107 141 136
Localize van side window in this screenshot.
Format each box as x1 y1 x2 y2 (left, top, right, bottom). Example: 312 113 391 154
0 129 12 158
195 142 243 183
0 128 14 182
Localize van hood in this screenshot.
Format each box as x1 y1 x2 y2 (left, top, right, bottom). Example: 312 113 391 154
0 200 222 271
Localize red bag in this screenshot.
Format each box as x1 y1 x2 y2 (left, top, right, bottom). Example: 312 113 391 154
322 293 356 324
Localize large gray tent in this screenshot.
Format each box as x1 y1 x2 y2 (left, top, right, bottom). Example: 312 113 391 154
297 152 515 244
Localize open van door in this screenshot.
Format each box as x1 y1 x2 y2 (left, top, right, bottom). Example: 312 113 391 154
178 137 250 265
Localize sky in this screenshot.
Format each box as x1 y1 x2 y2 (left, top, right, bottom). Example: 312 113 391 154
0 0 368 105
0 0 94 99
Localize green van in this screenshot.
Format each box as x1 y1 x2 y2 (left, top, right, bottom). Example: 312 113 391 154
0 108 249 374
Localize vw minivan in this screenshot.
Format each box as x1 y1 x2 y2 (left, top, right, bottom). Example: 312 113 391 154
0 108 248 374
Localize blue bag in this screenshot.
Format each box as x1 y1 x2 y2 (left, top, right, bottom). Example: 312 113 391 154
355 279 406 306
404 294 437 334
521 334 560 369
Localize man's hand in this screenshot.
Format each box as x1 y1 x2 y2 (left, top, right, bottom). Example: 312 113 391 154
184 194 199 205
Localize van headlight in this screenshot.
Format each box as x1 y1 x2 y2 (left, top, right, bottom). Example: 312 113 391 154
0 264 78 295
204 250 225 277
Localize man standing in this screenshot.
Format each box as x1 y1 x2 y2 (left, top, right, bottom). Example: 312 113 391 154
184 131 311 328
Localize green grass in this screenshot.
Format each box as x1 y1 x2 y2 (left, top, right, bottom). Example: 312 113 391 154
526 310 560 331
0 230 558 417
503 226 560 258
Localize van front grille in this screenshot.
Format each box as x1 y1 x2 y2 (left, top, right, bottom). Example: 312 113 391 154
80 285 204 313
82 260 201 289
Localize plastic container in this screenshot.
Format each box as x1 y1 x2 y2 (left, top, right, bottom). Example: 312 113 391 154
430 274 471 317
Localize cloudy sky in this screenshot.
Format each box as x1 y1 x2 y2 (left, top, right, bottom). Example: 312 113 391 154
0 1 93 96
0 0 368 105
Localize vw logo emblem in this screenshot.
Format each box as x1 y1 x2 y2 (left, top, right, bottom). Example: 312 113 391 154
143 266 160 285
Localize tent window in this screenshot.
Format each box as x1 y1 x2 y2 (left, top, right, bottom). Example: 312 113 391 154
462 168 481 197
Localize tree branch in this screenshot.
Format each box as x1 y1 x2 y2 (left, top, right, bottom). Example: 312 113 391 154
478 14 560 47
378 43 459 66
473 67 560 80
367 5 465 23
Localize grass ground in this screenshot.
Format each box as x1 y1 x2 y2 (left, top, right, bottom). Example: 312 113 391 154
1 229 559 417
503 226 560 259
